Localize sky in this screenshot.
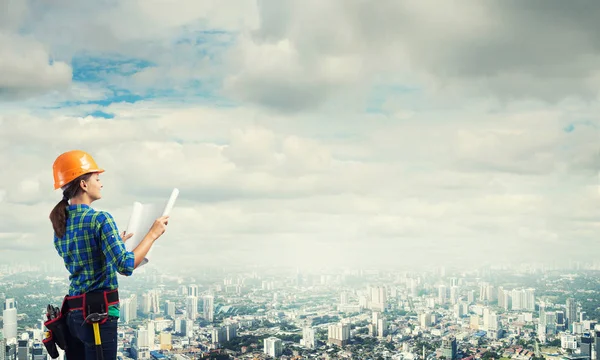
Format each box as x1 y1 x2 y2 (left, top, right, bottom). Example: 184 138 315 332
0 0 599 272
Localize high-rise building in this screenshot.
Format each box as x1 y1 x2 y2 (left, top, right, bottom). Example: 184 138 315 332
566 298 577 328
467 290 475 304
556 311 566 332
17 338 29 360
340 292 348 305
225 324 237 341
165 300 176 318
31 342 45 360
3 299 17 342
132 328 149 360
203 295 214 322
188 285 199 297
377 318 388 338
142 290 160 314
580 332 592 358
511 289 522 310
0 333 6 360
327 323 350 346
264 337 282 357
159 332 172 351
121 297 138 324
303 327 316 349
539 303 546 325
438 285 447 304
186 296 198 320
420 313 432 328
369 286 386 312
147 320 155 350
479 284 496 302
183 319 193 337
524 288 535 311
174 317 183 333
545 312 557 334
498 287 510 309
441 336 457 360
212 327 227 345
594 331 600 360
450 286 459 305
561 333 577 350
121 298 131 323
479 284 487 301
409 278 419 297
453 303 465 318
370 312 382 337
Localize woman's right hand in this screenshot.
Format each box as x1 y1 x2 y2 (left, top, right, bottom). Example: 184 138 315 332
149 215 169 240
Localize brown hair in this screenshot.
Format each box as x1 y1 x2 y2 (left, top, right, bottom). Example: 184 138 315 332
49 173 94 238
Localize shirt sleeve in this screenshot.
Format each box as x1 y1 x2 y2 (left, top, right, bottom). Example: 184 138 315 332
96 211 135 276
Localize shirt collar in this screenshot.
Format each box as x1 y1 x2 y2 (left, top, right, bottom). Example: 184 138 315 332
67 204 91 211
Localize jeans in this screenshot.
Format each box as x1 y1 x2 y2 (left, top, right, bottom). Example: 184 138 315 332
65 310 118 360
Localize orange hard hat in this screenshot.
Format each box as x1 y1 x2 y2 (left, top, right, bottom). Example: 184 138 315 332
52 150 105 190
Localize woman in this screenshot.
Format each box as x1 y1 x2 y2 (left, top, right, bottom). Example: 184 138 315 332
49 150 169 360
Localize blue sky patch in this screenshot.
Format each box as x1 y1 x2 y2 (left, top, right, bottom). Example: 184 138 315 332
563 120 597 133
72 54 155 83
564 124 575 133
87 110 115 119
365 84 418 114
53 31 238 109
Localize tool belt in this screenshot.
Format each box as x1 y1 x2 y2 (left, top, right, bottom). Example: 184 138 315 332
43 289 119 358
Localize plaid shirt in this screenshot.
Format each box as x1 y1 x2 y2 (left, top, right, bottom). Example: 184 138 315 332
54 204 135 296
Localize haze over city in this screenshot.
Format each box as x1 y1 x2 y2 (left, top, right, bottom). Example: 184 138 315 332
1 1 599 272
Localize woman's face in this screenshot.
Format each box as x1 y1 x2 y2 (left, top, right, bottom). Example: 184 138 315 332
83 173 103 201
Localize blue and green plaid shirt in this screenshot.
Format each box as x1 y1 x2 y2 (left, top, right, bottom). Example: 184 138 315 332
54 204 135 301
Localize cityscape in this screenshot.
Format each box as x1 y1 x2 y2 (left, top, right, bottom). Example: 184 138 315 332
2 261 600 359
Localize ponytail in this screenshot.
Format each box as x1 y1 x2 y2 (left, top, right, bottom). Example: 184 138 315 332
49 198 69 238
49 172 94 238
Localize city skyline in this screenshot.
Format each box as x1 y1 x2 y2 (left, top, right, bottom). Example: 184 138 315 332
1 1 599 268
2 264 600 359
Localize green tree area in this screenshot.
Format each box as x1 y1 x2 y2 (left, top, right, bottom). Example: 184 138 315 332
355 328 368 335
199 353 231 360
536 272 600 320
311 315 340 326
220 333 302 353
261 320 278 328
277 334 302 343
547 339 561 347
353 320 370 328
315 329 328 341
349 336 379 348
385 309 408 318
279 322 299 331
220 335 267 352
482 350 500 359
516 339 534 349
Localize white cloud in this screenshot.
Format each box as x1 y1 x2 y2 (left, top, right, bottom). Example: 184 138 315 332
0 33 72 99
224 0 600 111
1 97 598 269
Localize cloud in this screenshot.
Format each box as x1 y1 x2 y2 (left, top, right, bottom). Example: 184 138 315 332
224 0 600 112
1 96 598 269
0 33 72 99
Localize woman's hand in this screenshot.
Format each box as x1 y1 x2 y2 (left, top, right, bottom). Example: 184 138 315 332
121 231 134 242
149 215 169 240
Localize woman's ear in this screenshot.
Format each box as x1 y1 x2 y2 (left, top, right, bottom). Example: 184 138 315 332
80 179 88 192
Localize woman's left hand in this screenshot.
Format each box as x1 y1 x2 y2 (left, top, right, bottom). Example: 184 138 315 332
121 231 134 242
